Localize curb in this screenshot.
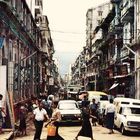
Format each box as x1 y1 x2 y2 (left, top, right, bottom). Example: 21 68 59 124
5 131 14 140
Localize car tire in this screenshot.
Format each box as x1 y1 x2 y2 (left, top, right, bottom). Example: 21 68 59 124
121 124 127 135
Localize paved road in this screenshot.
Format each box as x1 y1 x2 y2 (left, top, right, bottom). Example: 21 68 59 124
14 123 140 140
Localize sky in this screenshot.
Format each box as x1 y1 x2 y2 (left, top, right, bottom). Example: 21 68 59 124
43 0 109 76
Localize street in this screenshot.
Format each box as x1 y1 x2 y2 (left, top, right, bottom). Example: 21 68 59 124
14 123 140 140
1 0 140 140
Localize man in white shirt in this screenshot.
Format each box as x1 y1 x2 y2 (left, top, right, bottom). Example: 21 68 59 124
105 99 115 134
33 101 49 140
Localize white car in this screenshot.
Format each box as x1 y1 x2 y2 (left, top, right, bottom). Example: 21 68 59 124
58 100 82 123
114 98 140 135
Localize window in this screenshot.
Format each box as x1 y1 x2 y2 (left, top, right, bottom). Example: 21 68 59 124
119 107 122 114
9 40 13 61
97 20 101 25
133 103 140 106
35 0 40 6
59 102 77 110
121 101 129 104
130 107 140 114
98 11 103 16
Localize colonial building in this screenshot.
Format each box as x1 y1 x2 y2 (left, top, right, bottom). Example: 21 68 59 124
85 2 112 91
71 0 140 99
0 0 56 128
134 0 140 99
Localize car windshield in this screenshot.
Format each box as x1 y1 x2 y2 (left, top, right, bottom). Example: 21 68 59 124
123 107 140 115
59 102 78 110
100 95 108 101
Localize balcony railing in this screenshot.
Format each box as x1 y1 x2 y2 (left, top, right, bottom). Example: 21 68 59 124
120 47 129 58
121 0 134 22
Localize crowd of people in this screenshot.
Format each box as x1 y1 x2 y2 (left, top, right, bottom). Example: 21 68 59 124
22 94 64 140
0 92 116 140
15 94 115 140
73 96 115 140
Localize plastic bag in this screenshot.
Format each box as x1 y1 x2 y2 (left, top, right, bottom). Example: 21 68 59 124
47 124 56 136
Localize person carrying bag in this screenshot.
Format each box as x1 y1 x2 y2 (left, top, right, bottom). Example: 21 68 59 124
47 123 56 136
46 100 64 140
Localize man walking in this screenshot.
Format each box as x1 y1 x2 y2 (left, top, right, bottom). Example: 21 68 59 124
33 101 49 140
105 99 115 134
90 98 98 126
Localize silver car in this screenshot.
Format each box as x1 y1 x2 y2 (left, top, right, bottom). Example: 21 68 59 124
58 100 82 123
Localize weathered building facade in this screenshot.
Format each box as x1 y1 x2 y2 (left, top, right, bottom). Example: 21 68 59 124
0 0 56 128
84 2 112 91
71 0 140 99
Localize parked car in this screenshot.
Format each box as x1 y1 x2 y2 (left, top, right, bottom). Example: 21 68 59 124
58 100 82 123
114 98 140 135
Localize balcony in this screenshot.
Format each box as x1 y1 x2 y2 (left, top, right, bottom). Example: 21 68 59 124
121 0 134 23
120 47 130 61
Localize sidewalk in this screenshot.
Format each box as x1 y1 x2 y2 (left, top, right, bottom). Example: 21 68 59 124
0 129 14 140
0 112 33 140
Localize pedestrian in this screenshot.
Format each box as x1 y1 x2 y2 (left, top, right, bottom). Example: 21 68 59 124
18 105 27 136
46 100 64 140
33 101 49 140
0 94 6 134
81 95 88 107
90 98 98 126
105 98 115 134
46 96 53 117
74 101 95 140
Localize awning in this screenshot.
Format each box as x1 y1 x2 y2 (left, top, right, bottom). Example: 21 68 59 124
109 83 119 90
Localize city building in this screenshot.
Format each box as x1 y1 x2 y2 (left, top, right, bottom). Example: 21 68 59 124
85 2 112 91
0 0 57 128
71 0 140 99
134 0 140 99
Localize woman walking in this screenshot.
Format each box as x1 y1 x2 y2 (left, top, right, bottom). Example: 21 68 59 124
74 101 95 140
46 100 64 140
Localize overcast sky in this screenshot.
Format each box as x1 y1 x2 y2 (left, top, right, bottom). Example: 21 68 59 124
43 0 109 76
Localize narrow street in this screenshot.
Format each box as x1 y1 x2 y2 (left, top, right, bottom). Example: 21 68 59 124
0 0 140 140
15 123 140 140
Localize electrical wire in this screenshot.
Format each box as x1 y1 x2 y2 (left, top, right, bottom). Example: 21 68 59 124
52 39 83 44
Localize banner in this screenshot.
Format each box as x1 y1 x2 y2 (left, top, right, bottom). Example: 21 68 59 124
0 37 4 49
